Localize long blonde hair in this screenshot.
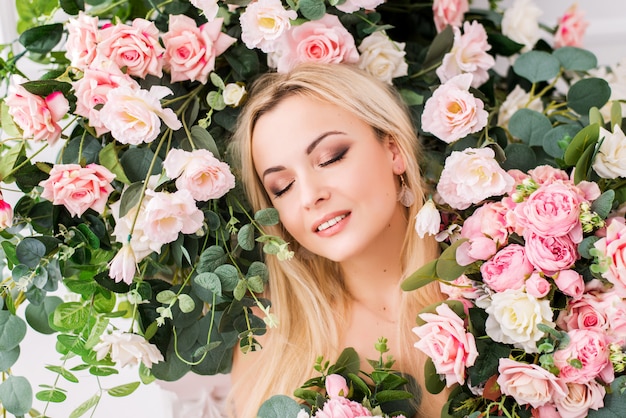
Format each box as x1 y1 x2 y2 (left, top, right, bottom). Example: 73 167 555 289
229 63 441 417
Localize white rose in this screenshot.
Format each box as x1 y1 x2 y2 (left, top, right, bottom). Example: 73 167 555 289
223 83 247 107
501 0 542 52
93 330 164 368
498 85 544 128
485 288 554 353
189 0 219 21
357 31 408 84
414 198 441 238
593 125 626 179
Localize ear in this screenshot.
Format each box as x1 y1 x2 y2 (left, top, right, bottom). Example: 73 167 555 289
386 137 406 175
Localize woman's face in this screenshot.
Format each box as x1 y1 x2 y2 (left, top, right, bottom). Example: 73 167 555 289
251 95 407 263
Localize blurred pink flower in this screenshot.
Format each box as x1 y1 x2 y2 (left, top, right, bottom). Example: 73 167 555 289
325 374 349 398
554 3 589 48
481 244 534 292
336 0 384 13
593 218 626 297
108 243 137 284
0 193 13 230
553 329 614 384
432 0 469 32
554 381 605 418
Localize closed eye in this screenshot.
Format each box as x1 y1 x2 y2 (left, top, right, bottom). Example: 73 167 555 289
319 147 348 167
273 181 294 198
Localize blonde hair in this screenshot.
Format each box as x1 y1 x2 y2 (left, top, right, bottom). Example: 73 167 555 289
229 63 441 417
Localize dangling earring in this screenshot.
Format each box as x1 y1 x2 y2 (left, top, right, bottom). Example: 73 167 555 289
397 174 415 207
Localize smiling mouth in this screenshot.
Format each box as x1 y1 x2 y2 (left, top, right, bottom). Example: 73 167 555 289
316 214 348 232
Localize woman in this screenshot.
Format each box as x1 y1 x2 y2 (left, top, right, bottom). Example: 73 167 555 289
229 63 447 417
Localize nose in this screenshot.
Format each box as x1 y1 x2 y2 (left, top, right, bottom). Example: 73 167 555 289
299 172 330 209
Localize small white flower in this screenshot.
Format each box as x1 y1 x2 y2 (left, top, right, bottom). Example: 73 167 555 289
93 330 164 368
276 242 294 261
189 0 219 21
414 198 441 238
593 125 626 179
222 83 247 107
501 0 542 52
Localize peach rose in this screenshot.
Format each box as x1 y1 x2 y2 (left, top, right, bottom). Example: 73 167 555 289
497 358 567 408
432 0 469 32
6 85 69 146
554 381 605 418
239 0 297 52
39 164 115 218
273 14 359 73
65 12 100 69
421 73 488 144
554 3 589 48
97 18 164 78
414 303 478 386
553 329 614 384
162 15 236 84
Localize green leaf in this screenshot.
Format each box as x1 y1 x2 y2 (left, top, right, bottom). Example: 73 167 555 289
237 223 256 251
502 143 537 172
574 136 599 184
513 51 561 83
197 245 227 273
206 91 226 111
588 375 626 418
610 100 623 129
0 375 33 416
194 272 222 298
436 239 468 281
399 89 424 107
16 237 46 269
190 126 221 159
374 389 413 403
119 181 144 218
401 259 437 291
553 47 597 71
254 208 280 226
0 346 20 372
89 366 119 376
120 147 162 183
589 106 604 127
45 365 79 383
233 279 247 301
107 381 140 397
591 190 615 219
257 395 304 417
177 294 196 313
19 23 64 53
247 276 264 293
25 295 63 334
508 109 553 146
60 0 85 15
210 72 225 90
69 393 100 418
578 236 600 259
99 142 131 184
214 264 240 292
542 124 581 159
0 311 27 351
299 0 325 20
36 388 67 403
468 339 511 385
52 302 89 331
331 347 361 376
156 290 177 304
423 25 454 70
563 123 599 166
424 358 445 394
0 101 22 141
567 78 611 116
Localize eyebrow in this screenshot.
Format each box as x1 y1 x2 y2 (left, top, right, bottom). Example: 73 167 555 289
261 130 345 179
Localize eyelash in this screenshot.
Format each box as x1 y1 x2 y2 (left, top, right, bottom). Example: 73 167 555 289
272 147 349 198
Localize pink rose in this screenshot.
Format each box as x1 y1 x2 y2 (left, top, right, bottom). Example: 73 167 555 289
436 147 514 210
108 243 137 285
528 165 570 185
162 15 236 84
313 397 372 418
456 237 497 266
554 3 589 48
532 403 560 418
593 218 626 296
480 244 534 292
336 0 384 13
325 374 349 398
65 12 100 69
99 85 182 145
524 232 578 276
525 272 551 298
461 202 511 244
421 73 488 144
554 269 584 299
98 18 164 78
515 182 583 240
273 14 359 73
163 148 236 201
413 303 478 386
497 358 567 408
143 189 204 245
554 381 605 418
39 164 115 218
73 66 138 136
553 329 614 384
0 193 13 230
439 275 479 301
432 0 469 32
239 0 297 52
557 292 609 333
436 21 495 88
6 85 69 146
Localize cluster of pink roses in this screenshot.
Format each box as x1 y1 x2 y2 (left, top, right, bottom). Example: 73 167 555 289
414 151 626 417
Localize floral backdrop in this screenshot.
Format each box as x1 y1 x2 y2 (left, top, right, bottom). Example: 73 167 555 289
1 0 626 417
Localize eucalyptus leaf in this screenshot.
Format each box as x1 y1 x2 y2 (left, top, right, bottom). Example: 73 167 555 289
0 311 27 351
237 223 256 251
257 395 304 417
299 0 326 20
194 272 222 300
190 125 221 159
36 389 67 403
197 245 227 273
567 78 611 116
254 208 280 226
513 51 561 83
502 143 537 172
553 47 597 71
508 109 552 146
542 124 581 159
0 375 33 416
578 236 600 259
25 295 62 334
16 237 46 269
591 190 615 219
177 294 196 313
69 393 100 418
214 264 240 291
587 375 626 418
0 346 20 372
107 381 140 397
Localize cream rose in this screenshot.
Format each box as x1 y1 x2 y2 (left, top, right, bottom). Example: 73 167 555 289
497 358 567 408
223 83 247 107
239 0 297 53
593 125 626 179
357 31 408 84
501 0 542 52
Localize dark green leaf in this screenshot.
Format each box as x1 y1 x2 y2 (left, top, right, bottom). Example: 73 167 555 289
591 190 615 219
0 346 20 372
423 25 454 70
542 124 581 159
237 223 256 251
588 375 626 418
502 143 537 172
60 0 85 15
508 109 552 146
568 78 611 116
254 208 280 226
62 134 101 165
424 358 445 394
468 339 511 385
16 237 46 269
190 126 221 159
299 0 325 20
120 147 162 183
513 51 561 83
19 23 64 53
224 44 261 80
436 239 468 281
579 236 600 259
197 245 227 273
574 137 599 183
119 181 144 219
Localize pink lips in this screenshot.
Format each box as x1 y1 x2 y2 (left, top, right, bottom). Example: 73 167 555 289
313 211 350 237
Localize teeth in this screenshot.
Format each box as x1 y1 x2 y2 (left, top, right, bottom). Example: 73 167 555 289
317 215 346 232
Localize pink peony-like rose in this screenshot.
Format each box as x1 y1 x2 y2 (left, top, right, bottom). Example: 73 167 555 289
239 0 297 52
6 85 69 145
524 232 578 276
525 272 551 298
162 15 236 84
273 14 359 73
461 202 511 245
421 73 488 144
73 66 138 136
336 0 384 13
497 358 567 408
593 218 626 296
325 374 349 398
436 147 515 210
39 163 115 218
436 21 495 88
432 0 469 32
554 3 589 48
0 193 13 230
65 12 100 69
456 237 497 266
97 18 164 78
515 182 583 240
554 269 584 299
143 189 204 244
554 381 605 418
108 243 137 285
163 148 236 201
480 244 534 292
99 85 182 145
553 329 614 384
528 165 570 186
413 303 478 386
313 397 372 418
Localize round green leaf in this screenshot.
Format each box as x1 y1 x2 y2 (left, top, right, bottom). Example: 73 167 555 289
299 0 326 20
16 237 46 269
257 395 303 418
0 375 33 416
194 272 222 298
553 47 597 71
542 124 581 158
513 51 561 83
254 208 280 226
36 388 67 403
214 264 239 291
237 223 256 251
0 311 27 351
197 245 227 273
568 77 611 116
508 109 552 146
177 294 196 313
25 295 63 334
0 346 20 372
502 143 537 172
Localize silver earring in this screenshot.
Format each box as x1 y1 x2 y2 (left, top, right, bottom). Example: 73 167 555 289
398 174 415 207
